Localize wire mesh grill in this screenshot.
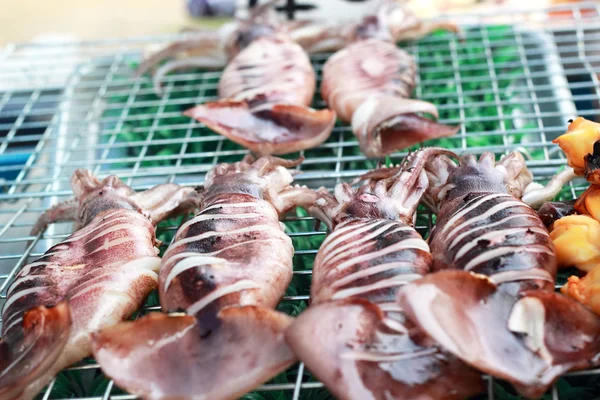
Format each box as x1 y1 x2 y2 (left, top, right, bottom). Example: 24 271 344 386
2 2 600 399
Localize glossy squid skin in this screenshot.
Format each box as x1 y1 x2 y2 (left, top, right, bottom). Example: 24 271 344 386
92 156 313 400
286 148 484 400
160 193 293 316
184 34 335 156
397 152 600 399
183 3 336 157
0 170 197 400
319 4 458 158
428 188 556 296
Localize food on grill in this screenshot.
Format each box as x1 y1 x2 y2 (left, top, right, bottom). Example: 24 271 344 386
536 200 576 228
549 123 600 315
553 117 600 175
289 1 458 54
319 2 459 158
91 155 314 400
183 4 336 156
286 148 484 400
552 214 600 314
397 151 600 399
0 170 198 400
521 166 576 208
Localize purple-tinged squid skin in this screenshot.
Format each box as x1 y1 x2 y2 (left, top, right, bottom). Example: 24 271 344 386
320 3 459 158
397 151 600 399
285 148 484 400
91 155 314 400
0 170 198 400
182 4 336 157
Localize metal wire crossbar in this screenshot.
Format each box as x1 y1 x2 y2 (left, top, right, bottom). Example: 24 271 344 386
2 2 600 399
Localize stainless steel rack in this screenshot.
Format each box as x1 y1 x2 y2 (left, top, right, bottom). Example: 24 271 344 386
1 2 600 399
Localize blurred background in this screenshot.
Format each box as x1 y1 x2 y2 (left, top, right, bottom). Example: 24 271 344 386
0 0 581 46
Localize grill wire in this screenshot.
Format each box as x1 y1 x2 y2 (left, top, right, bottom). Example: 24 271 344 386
1 2 600 399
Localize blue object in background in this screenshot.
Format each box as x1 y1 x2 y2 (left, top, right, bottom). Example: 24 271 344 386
0 153 29 185
186 0 236 17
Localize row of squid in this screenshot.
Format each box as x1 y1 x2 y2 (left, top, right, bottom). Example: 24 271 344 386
3 118 600 400
138 0 459 159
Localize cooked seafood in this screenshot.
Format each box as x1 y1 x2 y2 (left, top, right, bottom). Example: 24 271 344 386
320 2 459 158
138 1 458 94
553 117 600 176
91 156 314 400
0 170 198 400
183 4 336 156
550 134 600 314
286 148 484 400
289 1 458 54
397 151 600 399
536 200 576 228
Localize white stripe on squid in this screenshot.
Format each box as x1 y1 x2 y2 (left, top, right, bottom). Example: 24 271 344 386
84 223 149 245
447 213 539 252
2 310 23 331
463 245 554 271
382 318 409 334
440 193 510 235
186 279 260 316
490 268 555 285
319 221 385 259
331 262 421 289
16 261 51 277
322 222 407 265
327 238 429 277
444 199 526 242
6 275 41 297
3 316 24 335
340 347 437 362
88 237 135 255
332 274 420 300
164 255 227 291
164 237 290 262
178 203 273 233
453 227 549 260
176 212 263 237
323 225 414 268
65 212 136 242
164 224 286 259
2 286 49 315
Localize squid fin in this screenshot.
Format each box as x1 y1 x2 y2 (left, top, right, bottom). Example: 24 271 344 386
0 301 71 399
397 270 600 399
184 99 336 156
285 299 484 400
352 96 458 158
91 306 295 399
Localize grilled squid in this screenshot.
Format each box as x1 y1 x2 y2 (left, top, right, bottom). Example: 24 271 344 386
91 156 314 400
320 2 459 158
138 1 458 94
0 170 198 400
180 3 335 156
285 148 484 400
396 151 600 399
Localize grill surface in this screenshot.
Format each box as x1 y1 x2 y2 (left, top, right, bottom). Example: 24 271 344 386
1 2 600 399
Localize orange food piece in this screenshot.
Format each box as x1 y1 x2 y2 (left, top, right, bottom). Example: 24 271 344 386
550 214 600 272
553 117 600 175
562 270 600 315
574 184 600 221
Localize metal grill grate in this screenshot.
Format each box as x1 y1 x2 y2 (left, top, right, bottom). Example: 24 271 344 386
2 2 600 399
